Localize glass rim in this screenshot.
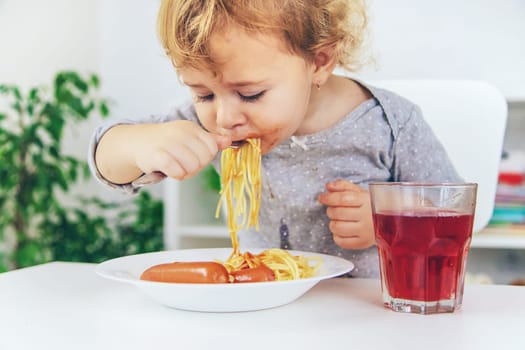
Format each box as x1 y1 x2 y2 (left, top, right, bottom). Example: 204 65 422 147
368 182 478 188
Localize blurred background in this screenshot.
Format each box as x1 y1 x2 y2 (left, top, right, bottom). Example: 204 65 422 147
1 0 524 284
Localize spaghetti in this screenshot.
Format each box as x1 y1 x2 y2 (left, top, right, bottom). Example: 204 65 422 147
216 138 321 281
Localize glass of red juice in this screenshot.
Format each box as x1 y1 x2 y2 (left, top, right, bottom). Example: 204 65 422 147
369 182 477 314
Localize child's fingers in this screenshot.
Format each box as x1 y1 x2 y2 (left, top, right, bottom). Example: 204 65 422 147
318 190 364 207
325 179 365 192
330 220 375 249
332 232 373 250
326 206 362 221
212 134 233 151
151 150 186 180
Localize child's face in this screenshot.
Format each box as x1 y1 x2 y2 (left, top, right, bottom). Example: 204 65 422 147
179 24 317 154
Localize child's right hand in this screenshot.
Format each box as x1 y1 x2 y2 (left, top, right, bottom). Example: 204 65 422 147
133 120 231 180
95 120 231 184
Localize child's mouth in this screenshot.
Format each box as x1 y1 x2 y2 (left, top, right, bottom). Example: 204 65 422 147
230 140 247 148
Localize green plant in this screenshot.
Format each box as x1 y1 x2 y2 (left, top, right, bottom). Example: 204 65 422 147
202 164 221 193
0 71 163 271
43 191 163 264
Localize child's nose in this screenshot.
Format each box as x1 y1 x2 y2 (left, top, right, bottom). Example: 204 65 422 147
216 100 245 130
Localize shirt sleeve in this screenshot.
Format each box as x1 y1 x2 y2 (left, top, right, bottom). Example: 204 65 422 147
392 105 462 183
87 102 199 194
87 118 142 194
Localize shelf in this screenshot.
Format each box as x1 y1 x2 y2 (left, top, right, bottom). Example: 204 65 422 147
471 226 525 249
175 225 525 249
177 225 229 239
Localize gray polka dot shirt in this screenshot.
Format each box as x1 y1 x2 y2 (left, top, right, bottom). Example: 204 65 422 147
88 82 461 278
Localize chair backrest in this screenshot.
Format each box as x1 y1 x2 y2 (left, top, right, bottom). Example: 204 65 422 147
370 80 508 232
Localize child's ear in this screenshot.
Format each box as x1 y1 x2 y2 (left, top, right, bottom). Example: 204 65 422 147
312 45 337 86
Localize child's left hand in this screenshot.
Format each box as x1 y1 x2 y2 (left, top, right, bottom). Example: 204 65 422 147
318 180 375 250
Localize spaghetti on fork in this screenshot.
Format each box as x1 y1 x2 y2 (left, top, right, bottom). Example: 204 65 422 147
216 138 321 281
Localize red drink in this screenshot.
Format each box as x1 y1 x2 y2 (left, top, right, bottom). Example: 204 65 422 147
374 209 474 303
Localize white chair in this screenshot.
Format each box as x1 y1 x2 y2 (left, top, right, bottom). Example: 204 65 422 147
370 80 508 233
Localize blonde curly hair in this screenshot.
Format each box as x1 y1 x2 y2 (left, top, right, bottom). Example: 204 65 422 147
157 0 368 73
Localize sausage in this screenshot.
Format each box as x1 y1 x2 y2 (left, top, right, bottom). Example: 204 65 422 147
140 261 229 283
230 263 276 283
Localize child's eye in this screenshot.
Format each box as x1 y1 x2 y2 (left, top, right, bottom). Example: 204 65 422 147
196 94 214 102
239 91 265 102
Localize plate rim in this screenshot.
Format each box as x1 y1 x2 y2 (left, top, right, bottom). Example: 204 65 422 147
95 247 354 286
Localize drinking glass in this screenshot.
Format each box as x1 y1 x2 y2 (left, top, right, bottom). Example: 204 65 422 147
369 182 478 314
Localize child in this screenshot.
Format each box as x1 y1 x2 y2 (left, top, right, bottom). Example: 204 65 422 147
89 0 460 277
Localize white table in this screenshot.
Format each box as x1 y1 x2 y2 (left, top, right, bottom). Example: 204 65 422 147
1 262 524 350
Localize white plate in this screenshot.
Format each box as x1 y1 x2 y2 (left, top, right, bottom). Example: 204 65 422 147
95 248 354 312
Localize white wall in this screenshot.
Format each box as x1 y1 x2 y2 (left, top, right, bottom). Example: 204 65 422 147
0 0 99 87
359 0 525 101
98 0 187 120
0 0 101 164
